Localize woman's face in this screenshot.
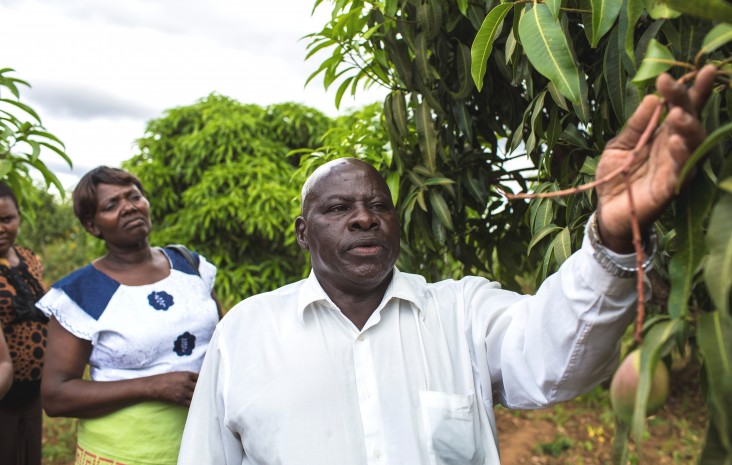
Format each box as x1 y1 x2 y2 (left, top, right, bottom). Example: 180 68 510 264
84 183 151 245
0 197 20 258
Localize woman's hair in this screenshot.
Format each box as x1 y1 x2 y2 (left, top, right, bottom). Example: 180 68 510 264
72 166 145 222
0 182 19 210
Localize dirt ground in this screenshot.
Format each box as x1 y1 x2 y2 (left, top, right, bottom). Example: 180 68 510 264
495 364 708 465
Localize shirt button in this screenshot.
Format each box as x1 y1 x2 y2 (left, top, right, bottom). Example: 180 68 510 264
373 450 382 459
357 334 365 342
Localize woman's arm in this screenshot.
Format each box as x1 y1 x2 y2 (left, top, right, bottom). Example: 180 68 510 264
41 317 198 418
0 330 12 399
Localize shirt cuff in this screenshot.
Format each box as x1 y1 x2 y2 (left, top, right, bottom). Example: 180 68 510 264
576 233 641 297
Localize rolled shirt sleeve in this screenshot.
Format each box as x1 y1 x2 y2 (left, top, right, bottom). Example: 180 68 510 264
469 233 642 409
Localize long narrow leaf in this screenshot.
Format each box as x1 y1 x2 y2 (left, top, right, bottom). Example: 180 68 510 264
668 174 715 318
632 319 684 444
551 227 572 266
518 3 582 104
704 194 732 313
415 99 437 174
604 26 626 121
632 39 674 83
701 23 732 55
676 121 732 192
591 0 623 47
470 3 513 91
697 310 732 463
546 0 562 20
658 0 732 24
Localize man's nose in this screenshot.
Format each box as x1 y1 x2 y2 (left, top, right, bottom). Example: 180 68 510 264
350 205 378 230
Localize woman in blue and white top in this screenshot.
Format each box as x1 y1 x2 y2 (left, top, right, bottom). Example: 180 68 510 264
36 166 221 465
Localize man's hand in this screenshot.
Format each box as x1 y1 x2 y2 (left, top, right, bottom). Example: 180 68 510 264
595 64 717 253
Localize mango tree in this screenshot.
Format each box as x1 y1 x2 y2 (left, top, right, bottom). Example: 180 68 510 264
305 0 731 461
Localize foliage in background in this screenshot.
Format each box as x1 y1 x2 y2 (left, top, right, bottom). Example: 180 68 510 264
123 96 335 308
18 186 100 284
0 68 71 215
305 0 731 462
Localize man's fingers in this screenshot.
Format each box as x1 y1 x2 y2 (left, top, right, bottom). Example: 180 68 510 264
689 64 717 114
657 64 717 115
609 94 662 149
664 106 707 150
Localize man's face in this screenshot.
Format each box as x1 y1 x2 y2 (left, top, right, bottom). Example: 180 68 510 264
296 160 400 294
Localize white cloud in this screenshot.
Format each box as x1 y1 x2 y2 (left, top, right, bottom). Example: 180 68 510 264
0 0 387 190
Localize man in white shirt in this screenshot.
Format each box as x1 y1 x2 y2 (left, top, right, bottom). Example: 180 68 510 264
178 67 715 465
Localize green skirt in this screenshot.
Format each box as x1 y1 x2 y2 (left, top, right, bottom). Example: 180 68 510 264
75 401 188 465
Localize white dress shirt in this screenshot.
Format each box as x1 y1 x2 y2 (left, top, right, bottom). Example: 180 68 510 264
178 236 639 465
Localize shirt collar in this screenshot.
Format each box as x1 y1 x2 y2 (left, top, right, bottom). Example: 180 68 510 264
296 267 425 324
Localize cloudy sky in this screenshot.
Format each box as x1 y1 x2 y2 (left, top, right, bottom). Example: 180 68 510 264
0 0 386 190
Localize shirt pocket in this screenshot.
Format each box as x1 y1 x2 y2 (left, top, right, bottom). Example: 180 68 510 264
420 390 485 465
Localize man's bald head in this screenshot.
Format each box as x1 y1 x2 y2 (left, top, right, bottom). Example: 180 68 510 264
300 158 385 218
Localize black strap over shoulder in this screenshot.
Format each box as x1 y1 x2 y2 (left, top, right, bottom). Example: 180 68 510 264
166 244 200 276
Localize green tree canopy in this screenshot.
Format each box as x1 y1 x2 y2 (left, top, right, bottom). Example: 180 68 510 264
123 96 334 307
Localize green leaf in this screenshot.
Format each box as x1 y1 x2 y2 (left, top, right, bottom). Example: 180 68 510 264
470 3 513 91
701 23 732 57
334 76 355 109
386 171 401 207
551 227 572 266
676 121 732 193
591 0 623 47
0 98 42 123
457 0 469 16
415 99 437 174
417 0 442 40
384 0 398 17
0 160 13 178
429 189 454 231
624 0 644 67
720 177 732 194
450 42 475 100
630 320 684 444
632 39 674 83
604 26 626 121
668 173 715 318
530 197 554 234
546 0 562 20
704 194 732 314
579 156 598 175
518 3 582 104
656 0 732 24
528 224 563 254
644 0 682 19
697 310 732 463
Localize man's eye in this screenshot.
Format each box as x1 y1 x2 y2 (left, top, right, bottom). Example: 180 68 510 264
329 205 348 213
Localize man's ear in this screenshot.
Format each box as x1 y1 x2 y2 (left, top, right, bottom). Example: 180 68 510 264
295 216 309 251
83 219 102 238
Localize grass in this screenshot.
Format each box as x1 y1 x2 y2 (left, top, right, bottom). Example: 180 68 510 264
41 415 76 465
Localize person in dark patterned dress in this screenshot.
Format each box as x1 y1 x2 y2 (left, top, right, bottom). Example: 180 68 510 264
0 182 48 465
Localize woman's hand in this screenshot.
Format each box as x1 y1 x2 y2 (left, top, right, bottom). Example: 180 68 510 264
147 371 199 407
